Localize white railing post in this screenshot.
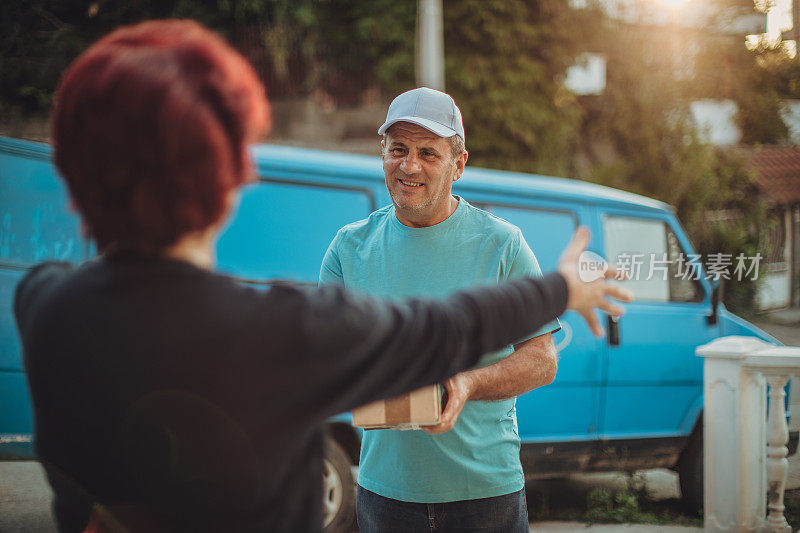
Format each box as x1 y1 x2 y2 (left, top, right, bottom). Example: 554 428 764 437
697 337 800 533
742 346 800 533
697 336 770 531
764 374 791 532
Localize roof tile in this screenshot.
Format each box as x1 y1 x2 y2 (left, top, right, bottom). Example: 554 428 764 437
733 145 800 205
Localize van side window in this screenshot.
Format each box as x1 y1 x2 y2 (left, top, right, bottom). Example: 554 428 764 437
666 228 702 302
216 179 374 284
604 216 701 303
486 206 577 271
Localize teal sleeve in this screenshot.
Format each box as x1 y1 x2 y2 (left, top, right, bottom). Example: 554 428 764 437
319 235 345 287
507 231 561 339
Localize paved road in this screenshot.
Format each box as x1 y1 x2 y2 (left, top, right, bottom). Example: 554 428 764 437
534 524 700 532
753 319 800 347
1 461 697 532
0 461 56 533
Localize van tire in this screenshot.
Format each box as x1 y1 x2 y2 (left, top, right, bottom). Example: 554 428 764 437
322 436 356 532
678 424 703 515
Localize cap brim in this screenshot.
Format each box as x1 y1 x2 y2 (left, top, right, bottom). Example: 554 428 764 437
378 117 458 138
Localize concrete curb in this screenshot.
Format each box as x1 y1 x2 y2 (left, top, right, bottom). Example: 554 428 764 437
532 522 702 532
762 308 800 326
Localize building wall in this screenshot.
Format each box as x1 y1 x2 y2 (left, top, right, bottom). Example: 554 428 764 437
758 207 797 310
794 205 800 307
782 100 800 144
689 99 742 146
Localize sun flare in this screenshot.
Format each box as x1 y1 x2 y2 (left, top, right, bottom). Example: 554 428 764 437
654 0 692 8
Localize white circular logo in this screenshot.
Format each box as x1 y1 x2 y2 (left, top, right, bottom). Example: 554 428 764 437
554 320 573 352
578 250 609 283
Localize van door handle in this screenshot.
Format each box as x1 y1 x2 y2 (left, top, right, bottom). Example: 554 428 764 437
607 315 620 347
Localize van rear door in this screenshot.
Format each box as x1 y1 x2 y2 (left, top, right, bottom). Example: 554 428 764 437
597 210 718 446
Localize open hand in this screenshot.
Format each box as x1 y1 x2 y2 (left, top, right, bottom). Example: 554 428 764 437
557 227 634 337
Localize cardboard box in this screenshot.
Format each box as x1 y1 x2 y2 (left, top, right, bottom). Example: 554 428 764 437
352 384 442 430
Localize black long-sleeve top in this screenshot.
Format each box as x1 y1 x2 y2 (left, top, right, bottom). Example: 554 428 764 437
13 254 567 532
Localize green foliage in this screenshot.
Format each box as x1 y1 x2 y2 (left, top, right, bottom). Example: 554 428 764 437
583 474 701 525
586 486 647 523
785 489 800 529
310 1 416 103
0 0 323 119
443 0 593 176
690 36 790 144
760 45 800 99
584 474 651 523
0 1 226 120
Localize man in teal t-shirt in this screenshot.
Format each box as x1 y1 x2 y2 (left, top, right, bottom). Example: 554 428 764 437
319 88 560 532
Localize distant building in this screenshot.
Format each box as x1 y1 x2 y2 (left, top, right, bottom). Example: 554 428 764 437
733 146 800 309
565 53 607 95
783 100 800 144
690 100 741 146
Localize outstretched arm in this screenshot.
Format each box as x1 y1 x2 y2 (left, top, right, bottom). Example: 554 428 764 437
294 272 568 422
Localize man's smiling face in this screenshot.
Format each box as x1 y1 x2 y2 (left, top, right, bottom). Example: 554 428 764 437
382 122 465 227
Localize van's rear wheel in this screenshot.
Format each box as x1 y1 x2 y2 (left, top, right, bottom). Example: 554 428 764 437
322 436 356 532
678 424 703 514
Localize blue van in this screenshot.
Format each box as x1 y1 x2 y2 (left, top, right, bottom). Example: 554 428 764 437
0 135 791 528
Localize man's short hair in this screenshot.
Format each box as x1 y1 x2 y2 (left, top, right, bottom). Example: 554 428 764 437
447 135 465 159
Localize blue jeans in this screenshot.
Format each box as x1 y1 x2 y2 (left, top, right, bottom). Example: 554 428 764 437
356 485 529 532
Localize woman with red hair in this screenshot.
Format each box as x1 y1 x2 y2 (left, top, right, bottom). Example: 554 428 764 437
14 19 629 533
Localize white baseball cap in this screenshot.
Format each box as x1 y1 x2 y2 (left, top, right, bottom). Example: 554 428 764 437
378 87 465 142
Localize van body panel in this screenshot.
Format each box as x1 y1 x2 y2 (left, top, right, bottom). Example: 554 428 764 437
679 395 706 435
599 299 711 439
0 146 86 269
457 175 670 214
0 138 87 457
720 308 781 344
520 436 686 478
252 145 384 184
0 371 34 457
217 178 377 284
1 269 27 371
515 310 605 442
465 196 605 442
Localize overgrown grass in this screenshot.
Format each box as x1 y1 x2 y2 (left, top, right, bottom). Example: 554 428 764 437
530 479 800 529
527 473 703 527
784 489 800 529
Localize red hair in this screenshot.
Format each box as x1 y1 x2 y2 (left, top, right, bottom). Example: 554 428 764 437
52 20 270 250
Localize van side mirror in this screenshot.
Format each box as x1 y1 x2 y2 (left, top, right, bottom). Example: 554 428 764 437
707 280 722 326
